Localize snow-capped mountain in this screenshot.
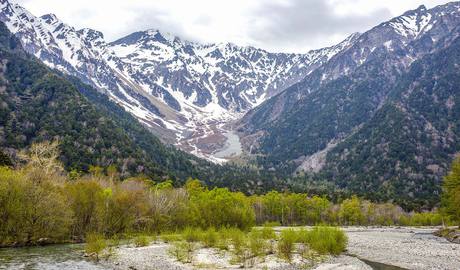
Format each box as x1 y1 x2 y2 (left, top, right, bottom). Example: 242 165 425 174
238 2 460 172
0 0 357 161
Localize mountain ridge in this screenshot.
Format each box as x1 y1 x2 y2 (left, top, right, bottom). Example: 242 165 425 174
236 1 460 208
0 0 359 161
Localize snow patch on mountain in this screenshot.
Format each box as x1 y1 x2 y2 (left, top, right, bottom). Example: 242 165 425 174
0 0 358 161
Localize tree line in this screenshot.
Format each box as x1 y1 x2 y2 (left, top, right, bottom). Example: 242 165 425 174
0 141 458 247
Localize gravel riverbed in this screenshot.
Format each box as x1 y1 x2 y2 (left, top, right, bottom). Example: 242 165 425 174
103 227 459 270
343 227 460 270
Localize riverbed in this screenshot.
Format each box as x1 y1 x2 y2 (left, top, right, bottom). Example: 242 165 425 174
343 227 460 270
0 227 458 270
213 129 243 159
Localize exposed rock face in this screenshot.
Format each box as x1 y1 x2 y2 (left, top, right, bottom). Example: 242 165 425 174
0 0 357 160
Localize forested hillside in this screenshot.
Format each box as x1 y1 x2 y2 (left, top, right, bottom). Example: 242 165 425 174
0 22 258 188
0 21 293 193
237 3 460 208
321 38 460 208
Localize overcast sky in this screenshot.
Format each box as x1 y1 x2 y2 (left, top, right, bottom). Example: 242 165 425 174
15 0 451 53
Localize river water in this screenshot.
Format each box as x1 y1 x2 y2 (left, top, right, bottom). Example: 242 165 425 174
214 129 243 159
0 244 104 270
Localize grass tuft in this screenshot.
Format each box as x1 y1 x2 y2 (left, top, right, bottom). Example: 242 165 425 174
85 233 107 257
300 226 347 255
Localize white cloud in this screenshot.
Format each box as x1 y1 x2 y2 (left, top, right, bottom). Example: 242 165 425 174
15 0 452 52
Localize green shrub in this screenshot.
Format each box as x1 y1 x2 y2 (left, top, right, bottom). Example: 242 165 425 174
301 227 347 255
409 212 443 226
182 227 203 243
168 241 196 263
214 228 231 250
229 228 246 255
248 231 267 258
160 233 182 243
134 235 151 247
85 233 107 256
254 226 277 240
200 227 218 247
277 229 297 261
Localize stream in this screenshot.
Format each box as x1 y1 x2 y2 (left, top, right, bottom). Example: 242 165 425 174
0 244 104 270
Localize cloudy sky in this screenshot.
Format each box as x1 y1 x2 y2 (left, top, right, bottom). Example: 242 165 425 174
16 0 451 53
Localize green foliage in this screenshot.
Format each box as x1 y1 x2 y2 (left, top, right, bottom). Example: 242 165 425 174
254 193 333 226
255 226 277 240
189 187 255 230
168 241 196 263
160 233 183 243
65 179 105 239
339 196 365 225
247 230 268 258
223 228 270 267
442 158 460 225
134 235 151 247
182 227 203 243
0 140 447 248
200 227 218 247
85 233 107 256
228 228 247 254
0 166 71 246
277 229 297 261
299 227 347 255
408 212 443 226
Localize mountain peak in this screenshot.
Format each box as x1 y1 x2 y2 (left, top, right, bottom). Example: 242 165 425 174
145 29 178 43
40 13 60 24
110 29 179 46
78 28 104 42
416 5 427 11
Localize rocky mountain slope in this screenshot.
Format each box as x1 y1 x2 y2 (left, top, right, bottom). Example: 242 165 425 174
0 20 286 191
238 3 460 208
0 19 222 180
0 0 357 161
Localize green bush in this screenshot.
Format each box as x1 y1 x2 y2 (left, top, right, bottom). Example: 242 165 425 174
85 233 107 256
254 226 277 240
301 227 347 255
229 228 246 254
248 231 267 258
200 227 218 247
277 229 297 261
409 212 443 226
168 241 196 263
182 227 203 243
134 235 151 247
442 158 460 226
189 188 255 230
160 233 182 243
